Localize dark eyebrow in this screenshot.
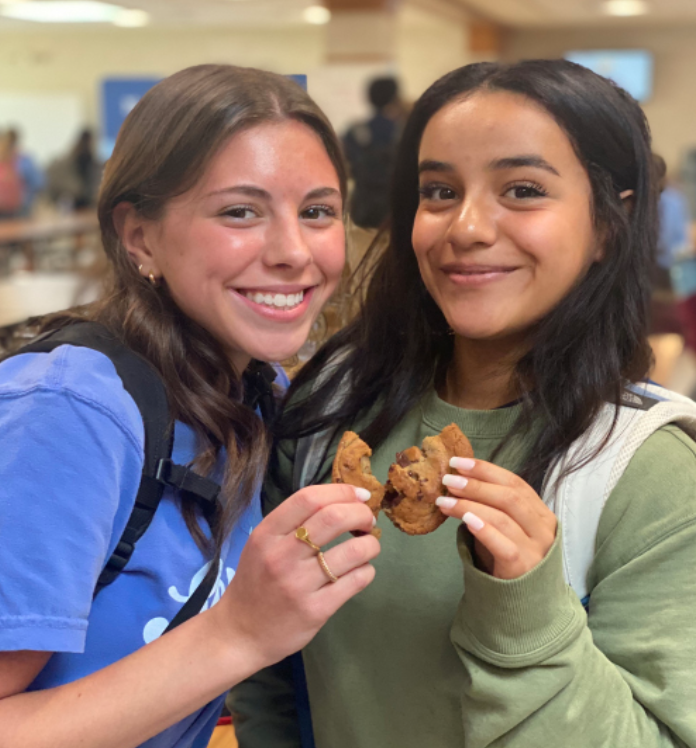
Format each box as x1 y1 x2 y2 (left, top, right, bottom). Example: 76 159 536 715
205 185 341 201
418 160 454 175
490 156 560 176
206 185 271 200
305 187 342 201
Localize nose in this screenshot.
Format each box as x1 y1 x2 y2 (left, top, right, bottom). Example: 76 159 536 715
262 212 313 271
445 191 497 251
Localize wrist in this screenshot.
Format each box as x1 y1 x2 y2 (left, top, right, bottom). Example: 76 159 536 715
454 524 585 665
202 598 270 685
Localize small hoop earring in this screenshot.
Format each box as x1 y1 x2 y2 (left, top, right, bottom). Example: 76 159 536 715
148 272 158 287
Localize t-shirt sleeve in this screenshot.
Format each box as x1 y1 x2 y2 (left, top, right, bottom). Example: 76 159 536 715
0 346 144 654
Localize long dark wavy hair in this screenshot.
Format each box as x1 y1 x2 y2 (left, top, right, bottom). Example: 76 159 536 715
47 64 347 557
279 59 656 491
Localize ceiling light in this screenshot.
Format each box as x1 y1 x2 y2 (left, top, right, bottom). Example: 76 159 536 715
602 0 649 16
0 1 145 23
304 5 330 25
113 7 148 26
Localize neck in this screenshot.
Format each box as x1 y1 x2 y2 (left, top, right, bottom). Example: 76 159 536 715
441 336 527 410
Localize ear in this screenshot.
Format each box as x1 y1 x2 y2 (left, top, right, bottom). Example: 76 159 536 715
619 188 635 214
112 201 162 278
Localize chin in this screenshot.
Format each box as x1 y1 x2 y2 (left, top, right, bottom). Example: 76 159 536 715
246 339 308 364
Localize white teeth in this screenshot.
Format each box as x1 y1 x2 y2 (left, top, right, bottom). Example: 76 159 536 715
243 290 305 309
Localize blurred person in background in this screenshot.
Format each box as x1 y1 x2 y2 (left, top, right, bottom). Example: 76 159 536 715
0 131 25 220
47 128 101 211
6 128 44 217
342 76 405 229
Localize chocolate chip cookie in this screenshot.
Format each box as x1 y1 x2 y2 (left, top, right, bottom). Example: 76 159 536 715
331 431 384 538
382 424 474 535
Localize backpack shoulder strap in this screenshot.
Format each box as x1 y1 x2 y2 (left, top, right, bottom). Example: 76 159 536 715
11 321 179 592
541 384 696 603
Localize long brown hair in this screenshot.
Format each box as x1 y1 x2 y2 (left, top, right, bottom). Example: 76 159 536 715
53 64 346 557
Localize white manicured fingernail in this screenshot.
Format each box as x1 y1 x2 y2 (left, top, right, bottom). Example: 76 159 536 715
435 496 458 509
442 474 468 490
450 457 475 471
372 516 377 527
462 511 484 531
353 487 372 502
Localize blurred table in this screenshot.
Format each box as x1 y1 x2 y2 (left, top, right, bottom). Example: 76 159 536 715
0 272 85 328
0 210 99 271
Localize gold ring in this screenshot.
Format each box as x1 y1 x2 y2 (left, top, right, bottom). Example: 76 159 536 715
295 526 320 552
317 551 339 583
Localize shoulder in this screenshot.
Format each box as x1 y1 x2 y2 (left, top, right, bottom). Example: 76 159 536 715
595 424 696 568
0 344 144 454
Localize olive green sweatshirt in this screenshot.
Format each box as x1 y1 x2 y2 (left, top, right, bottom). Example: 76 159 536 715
229 388 696 748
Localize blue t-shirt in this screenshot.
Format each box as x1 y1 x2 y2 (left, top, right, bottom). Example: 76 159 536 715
0 344 287 748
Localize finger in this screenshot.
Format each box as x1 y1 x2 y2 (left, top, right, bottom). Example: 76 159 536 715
437 498 530 545
262 483 372 537
440 475 543 536
449 457 526 490
458 510 525 580
320 534 381 579
312 562 377 617
299 501 377 549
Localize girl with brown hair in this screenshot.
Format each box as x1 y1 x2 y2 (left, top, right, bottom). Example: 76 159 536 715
0 64 379 747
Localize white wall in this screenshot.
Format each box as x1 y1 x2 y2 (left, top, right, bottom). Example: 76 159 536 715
505 25 696 174
0 11 475 158
397 5 471 103
0 25 325 137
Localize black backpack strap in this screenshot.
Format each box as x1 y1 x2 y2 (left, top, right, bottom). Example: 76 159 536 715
244 359 279 425
161 362 280 633
11 321 177 593
10 325 279 632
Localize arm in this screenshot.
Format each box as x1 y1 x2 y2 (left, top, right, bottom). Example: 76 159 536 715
438 428 696 747
0 353 379 748
0 480 378 748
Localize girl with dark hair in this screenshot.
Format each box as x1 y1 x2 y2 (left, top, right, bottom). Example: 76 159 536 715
0 64 380 747
231 60 696 747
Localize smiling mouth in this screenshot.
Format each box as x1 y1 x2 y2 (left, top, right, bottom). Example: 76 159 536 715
241 289 306 310
446 266 516 275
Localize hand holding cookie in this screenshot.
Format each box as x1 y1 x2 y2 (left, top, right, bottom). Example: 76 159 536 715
332 424 474 537
435 459 557 579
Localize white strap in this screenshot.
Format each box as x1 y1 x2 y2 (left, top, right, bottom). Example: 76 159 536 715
543 388 696 601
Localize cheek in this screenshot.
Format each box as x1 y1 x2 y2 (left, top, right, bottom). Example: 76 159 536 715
411 209 437 258
314 228 346 285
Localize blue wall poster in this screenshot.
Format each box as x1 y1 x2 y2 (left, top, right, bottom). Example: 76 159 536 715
101 77 161 159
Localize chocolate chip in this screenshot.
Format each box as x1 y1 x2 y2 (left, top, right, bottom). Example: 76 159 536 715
382 487 403 507
396 451 413 468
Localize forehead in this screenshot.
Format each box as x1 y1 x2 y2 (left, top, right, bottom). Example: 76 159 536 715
419 91 581 171
198 119 340 191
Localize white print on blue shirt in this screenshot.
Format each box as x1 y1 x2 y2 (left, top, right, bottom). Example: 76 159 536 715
143 559 237 644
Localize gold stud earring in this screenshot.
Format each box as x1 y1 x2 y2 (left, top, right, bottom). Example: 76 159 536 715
138 264 143 272
148 272 158 287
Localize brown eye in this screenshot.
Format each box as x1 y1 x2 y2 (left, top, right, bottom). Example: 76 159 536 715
222 205 256 219
302 205 336 220
504 183 548 200
418 185 457 201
